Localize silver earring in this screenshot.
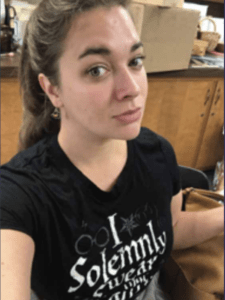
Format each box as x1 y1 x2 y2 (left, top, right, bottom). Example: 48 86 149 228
51 107 60 120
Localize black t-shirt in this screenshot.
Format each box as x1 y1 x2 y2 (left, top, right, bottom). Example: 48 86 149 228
0 127 181 300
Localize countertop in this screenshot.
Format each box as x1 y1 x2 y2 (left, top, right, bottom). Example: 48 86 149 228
1 52 20 78
1 51 224 78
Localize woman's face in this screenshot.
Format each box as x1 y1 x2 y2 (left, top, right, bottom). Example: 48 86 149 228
56 5 148 141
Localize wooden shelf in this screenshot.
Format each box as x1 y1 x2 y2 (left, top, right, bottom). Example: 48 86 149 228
186 0 224 3
203 0 224 4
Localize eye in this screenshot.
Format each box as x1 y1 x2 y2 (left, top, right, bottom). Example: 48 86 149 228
88 66 107 78
129 55 146 68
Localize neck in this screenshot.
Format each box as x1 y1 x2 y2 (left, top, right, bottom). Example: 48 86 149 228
57 126 127 168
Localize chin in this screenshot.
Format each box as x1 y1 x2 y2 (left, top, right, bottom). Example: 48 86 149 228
116 123 142 141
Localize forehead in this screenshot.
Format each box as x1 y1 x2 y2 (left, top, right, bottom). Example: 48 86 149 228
63 6 139 58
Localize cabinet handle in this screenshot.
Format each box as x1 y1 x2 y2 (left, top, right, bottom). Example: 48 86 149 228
204 89 210 105
215 89 220 105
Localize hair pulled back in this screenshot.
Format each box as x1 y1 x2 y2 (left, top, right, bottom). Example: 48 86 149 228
18 0 131 151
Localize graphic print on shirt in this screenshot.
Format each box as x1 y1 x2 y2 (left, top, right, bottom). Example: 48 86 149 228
67 203 169 300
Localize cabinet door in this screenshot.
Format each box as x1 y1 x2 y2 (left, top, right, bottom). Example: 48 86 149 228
1 78 22 165
195 79 224 170
141 78 217 168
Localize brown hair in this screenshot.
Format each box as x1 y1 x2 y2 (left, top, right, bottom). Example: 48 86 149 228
18 0 132 151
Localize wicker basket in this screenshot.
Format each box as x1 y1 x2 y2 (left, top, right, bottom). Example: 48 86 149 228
198 16 221 52
192 39 209 56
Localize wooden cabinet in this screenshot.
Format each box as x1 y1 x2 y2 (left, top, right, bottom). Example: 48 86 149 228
1 78 22 165
141 76 224 170
195 79 224 170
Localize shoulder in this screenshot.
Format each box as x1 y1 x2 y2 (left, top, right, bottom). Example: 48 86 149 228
0 135 56 239
1 134 55 171
132 127 181 196
136 127 181 195
0 133 57 194
134 127 159 148
0 135 56 232
0 134 57 188
134 127 174 154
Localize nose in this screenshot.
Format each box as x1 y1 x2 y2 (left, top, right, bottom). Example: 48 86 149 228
114 67 140 101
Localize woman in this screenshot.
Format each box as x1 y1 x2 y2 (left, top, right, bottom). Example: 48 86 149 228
1 0 224 300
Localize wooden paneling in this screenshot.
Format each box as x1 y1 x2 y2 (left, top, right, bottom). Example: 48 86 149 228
198 0 224 4
142 77 222 169
195 79 224 170
1 78 22 165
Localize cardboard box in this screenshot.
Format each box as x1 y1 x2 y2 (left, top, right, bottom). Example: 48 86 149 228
133 0 184 8
129 4 200 73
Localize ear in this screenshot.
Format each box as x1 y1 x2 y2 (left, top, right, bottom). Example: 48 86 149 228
38 73 63 108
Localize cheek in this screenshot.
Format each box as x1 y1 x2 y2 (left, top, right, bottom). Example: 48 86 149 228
80 82 112 110
64 81 112 121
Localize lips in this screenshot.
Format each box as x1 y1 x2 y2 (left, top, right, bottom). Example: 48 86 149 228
115 108 140 117
113 108 142 124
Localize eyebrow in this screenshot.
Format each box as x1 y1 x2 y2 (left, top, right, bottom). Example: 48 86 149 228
78 41 144 60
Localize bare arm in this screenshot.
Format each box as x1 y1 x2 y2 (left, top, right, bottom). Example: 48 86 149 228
1 229 35 300
171 190 224 250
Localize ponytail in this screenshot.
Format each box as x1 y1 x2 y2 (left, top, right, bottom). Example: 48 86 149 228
18 10 60 152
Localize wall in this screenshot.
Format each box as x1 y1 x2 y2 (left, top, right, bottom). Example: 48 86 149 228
181 0 223 18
